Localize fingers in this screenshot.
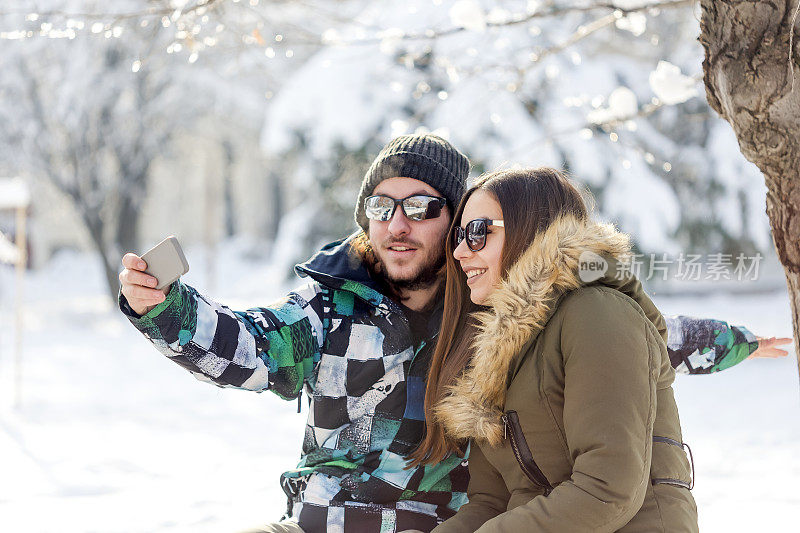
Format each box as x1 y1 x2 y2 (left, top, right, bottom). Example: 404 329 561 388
121 283 167 303
763 346 789 357
122 252 147 271
756 336 793 345
119 267 158 289
119 253 165 312
747 337 794 360
748 346 791 359
748 349 786 359
758 337 794 347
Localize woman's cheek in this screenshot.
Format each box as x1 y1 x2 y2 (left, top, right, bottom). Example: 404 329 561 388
490 267 502 290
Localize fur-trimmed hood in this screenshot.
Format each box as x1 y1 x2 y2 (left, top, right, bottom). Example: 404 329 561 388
435 215 665 446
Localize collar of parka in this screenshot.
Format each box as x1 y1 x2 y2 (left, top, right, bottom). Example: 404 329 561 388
434 214 667 447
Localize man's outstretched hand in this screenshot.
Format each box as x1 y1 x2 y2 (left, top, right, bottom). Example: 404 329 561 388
119 253 169 316
749 337 793 359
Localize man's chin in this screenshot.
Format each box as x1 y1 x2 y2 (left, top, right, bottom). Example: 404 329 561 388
383 264 424 284
384 264 442 291
374 248 445 292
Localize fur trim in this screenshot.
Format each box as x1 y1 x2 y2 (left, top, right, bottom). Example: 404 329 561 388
434 215 632 446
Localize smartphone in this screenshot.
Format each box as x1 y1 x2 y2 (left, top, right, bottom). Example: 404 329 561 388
140 236 189 290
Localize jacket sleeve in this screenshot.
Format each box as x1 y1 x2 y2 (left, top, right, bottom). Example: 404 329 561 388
432 443 510 533
476 289 657 533
119 280 325 400
664 315 758 374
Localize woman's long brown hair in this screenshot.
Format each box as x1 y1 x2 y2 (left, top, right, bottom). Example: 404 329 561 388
406 167 589 467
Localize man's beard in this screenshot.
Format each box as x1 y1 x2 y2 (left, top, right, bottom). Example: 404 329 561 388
376 242 445 292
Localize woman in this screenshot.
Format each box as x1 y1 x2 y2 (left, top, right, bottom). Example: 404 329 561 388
407 167 698 532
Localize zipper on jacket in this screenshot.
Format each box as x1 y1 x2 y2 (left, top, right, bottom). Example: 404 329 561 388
502 410 553 496
652 435 695 490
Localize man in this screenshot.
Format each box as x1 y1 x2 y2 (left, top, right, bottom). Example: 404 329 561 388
119 134 780 533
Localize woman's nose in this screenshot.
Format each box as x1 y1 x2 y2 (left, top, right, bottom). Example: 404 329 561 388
453 237 471 261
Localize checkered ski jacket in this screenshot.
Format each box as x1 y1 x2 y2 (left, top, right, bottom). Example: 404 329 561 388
119 235 758 533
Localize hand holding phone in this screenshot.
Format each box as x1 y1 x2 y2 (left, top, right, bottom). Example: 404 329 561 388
119 236 189 316
140 236 189 290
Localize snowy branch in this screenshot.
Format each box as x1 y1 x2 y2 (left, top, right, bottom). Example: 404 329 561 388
286 0 695 46
0 0 694 44
0 0 220 22
0 0 223 41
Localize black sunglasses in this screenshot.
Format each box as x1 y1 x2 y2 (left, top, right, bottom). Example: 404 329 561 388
453 218 505 252
364 194 447 222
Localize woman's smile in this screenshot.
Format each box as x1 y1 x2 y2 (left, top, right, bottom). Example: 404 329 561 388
463 267 488 284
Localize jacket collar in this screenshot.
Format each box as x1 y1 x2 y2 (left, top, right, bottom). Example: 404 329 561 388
435 215 664 446
295 232 387 308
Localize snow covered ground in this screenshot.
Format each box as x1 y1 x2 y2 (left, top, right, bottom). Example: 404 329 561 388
0 246 797 532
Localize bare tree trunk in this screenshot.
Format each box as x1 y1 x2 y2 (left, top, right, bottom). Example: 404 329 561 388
222 140 236 238
82 209 122 301
267 170 284 247
115 183 142 255
699 0 800 380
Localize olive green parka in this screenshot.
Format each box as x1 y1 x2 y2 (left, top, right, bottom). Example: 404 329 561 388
432 216 698 533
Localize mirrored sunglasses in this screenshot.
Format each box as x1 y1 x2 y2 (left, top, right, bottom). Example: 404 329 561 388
364 194 447 222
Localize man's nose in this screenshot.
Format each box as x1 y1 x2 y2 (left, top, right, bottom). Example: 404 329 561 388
387 206 411 236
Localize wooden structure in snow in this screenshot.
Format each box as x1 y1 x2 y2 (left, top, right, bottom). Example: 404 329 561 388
0 177 30 407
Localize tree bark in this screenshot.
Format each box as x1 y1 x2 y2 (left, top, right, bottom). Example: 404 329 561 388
81 208 121 301
700 0 800 380
115 180 142 256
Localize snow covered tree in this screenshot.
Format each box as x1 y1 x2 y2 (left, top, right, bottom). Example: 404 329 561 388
699 0 800 375
1 0 785 304
257 0 770 263
0 0 355 296
0 1 274 298
0 18 210 297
